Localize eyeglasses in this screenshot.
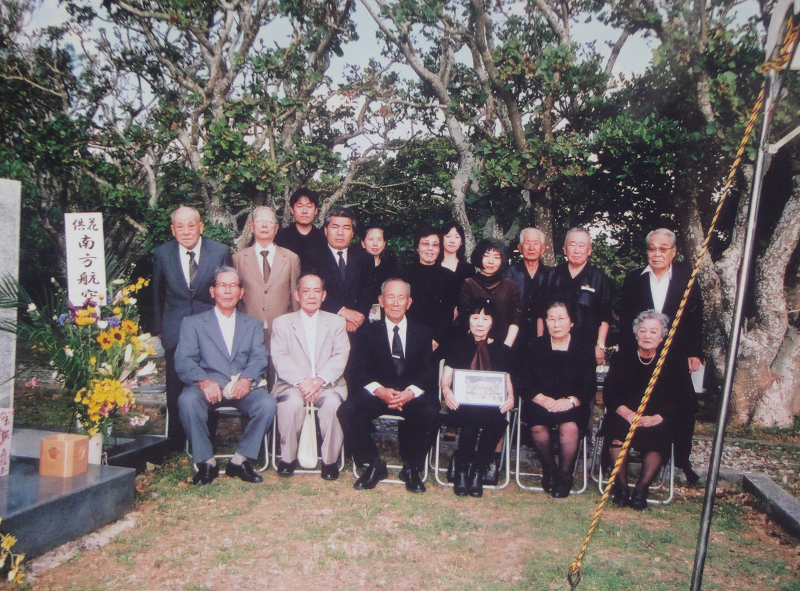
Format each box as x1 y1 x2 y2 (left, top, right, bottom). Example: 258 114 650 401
646 246 674 253
254 220 277 227
215 283 241 290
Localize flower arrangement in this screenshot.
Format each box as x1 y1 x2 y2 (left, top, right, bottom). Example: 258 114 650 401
0 518 24 583
10 276 155 437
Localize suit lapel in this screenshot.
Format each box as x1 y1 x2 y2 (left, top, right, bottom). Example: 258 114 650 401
291 312 313 362
326 248 346 290
169 241 191 293
266 247 287 291
206 310 232 360
639 272 655 309
196 239 216 292
663 267 685 318
230 312 248 360
246 245 264 286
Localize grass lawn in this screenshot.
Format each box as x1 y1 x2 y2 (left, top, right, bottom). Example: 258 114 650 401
18 452 800 591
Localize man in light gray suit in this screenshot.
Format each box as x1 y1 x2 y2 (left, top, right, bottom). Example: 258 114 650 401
176 266 277 486
270 273 349 480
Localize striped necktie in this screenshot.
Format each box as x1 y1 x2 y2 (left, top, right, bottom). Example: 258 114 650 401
187 250 197 293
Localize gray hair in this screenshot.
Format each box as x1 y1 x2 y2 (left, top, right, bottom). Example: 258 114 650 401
632 309 670 339
645 228 677 248
519 227 545 244
296 272 325 291
564 227 591 246
252 206 277 222
214 266 242 287
171 206 201 223
381 278 411 298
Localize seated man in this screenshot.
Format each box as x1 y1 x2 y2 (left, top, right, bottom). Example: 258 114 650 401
176 266 277 486
270 273 350 480
337 278 439 493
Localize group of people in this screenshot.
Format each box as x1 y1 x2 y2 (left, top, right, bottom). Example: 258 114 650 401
152 187 704 507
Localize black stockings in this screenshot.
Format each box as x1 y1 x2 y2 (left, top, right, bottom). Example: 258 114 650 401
608 440 663 491
531 422 580 480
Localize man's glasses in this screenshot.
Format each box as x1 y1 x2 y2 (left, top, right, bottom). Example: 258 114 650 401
215 283 241 290
647 246 674 253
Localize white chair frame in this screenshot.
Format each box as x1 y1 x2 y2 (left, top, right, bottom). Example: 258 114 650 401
186 406 271 473
351 414 430 484
270 405 346 474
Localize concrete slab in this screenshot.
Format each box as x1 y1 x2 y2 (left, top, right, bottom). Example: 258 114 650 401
3 459 135 559
742 472 800 538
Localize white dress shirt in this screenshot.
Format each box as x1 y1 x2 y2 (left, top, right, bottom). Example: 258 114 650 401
642 264 672 314
365 316 423 398
179 237 203 287
255 241 276 281
214 306 237 356
328 244 348 264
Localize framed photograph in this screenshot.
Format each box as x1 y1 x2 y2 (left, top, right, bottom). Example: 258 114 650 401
452 369 507 406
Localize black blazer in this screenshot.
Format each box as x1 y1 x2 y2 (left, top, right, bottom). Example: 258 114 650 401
152 238 232 350
307 245 375 316
618 262 703 361
351 318 437 401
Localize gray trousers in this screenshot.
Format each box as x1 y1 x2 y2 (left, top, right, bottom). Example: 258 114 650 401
179 385 277 464
276 388 343 465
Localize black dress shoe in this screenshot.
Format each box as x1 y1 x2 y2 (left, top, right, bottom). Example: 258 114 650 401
193 462 219 486
277 459 297 477
353 460 389 490
541 468 554 494
630 488 649 510
320 462 340 481
399 464 426 494
225 460 263 483
610 484 630 507
482 452 501 485
683 467 701 486
551 475 573 498
468 464 483 498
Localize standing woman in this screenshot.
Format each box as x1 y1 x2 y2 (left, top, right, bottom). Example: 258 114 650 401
457 238 521 347
603 310 679 509
521 301 596 497
440 221 475 285
362 226 400 305
441 299 515 497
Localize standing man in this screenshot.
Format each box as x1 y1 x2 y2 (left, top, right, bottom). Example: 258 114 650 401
543 228 613 365
274 187 328 269
233 205 301 346
176 267 276 486
618 228 704 484
306 207 374 334
153 206 232 448
270 274 350 480
505 227 552 340
337 279 440 493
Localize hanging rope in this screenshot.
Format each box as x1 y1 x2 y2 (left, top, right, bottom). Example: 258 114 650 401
567 16 800 590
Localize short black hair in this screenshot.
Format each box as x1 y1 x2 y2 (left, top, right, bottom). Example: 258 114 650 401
463 297 498 318
324 206 357 228
413 226 441 249
440 221 467 262
289 187 320 208
470 238 509 273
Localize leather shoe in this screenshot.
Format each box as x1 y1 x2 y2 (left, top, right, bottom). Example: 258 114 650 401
277 459 297 477
320 462 340 481
353 460 388 490
482 452 501 485
630 488 649 510
468 464 483 498
541 468 554 494
551 475 573 498
193 462 219 486
610 484 630 507
225 460 263 483
683 467 701 486
399 464 426 494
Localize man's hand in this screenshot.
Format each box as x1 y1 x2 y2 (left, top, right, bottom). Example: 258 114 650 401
688 357 701 373
199 379 222 404
388 388 414 411
298 377 325 403
345 320 360 333
340 308 365 331
374 387 397 405
595 345 605 365
229 378 253 400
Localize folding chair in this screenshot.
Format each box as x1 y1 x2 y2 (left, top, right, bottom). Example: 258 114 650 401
590 410 675 505
186 406 271 473
351 414 430 484
270 405 346 474
513 398 589 494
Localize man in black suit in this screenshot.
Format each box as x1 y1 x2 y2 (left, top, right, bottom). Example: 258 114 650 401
306 206 374 334
337 278 440 493
153 206 232 447
505 227 551 341
618 228 704 484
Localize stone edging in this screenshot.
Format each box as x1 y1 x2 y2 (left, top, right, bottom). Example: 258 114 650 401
741 472 800 539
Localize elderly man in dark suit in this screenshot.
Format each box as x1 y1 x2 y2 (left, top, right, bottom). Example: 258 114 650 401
153 206 232 448
176 266 277 486
337 278 439 493
505 227 551 340
618 228 704 484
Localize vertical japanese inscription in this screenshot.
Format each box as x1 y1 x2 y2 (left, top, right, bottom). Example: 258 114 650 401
65 213 107 306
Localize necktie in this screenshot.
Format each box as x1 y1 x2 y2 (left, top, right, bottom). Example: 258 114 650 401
187 250 197 294
261 249 271 283
337 250 346 281
391 325 404 375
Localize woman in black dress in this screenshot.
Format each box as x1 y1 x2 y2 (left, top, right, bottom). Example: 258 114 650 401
440 299 515 498
522 301 596 498
440 221 475 286
362 226 400 305
603 309 679 509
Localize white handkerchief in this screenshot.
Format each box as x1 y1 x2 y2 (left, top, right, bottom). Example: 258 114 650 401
581 285 596 292
222 373 242 399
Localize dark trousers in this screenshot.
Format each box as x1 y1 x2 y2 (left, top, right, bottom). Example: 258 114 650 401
337 390 439 471
165 348 186 446
448 406 508 464
674 409 696 470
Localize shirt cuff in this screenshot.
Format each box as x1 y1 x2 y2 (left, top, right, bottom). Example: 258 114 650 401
408 385 424 398
365 382 382 395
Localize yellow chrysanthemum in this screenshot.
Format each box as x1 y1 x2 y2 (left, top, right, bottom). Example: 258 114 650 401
89 356 97 366
109 328 125 344
0 534 16 551
112 307 122 315
121 319 138 334
97 332 113 350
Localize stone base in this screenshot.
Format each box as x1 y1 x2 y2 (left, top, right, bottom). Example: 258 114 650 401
3 458 134 560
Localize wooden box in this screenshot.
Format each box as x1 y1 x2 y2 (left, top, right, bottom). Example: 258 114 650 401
39 433 89 477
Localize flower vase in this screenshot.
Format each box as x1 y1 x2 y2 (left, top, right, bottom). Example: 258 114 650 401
88 433 104 465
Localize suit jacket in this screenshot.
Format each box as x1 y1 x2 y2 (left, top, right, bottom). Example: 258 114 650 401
174 308 269 389
270 310 350 400
351 318 437 401
618 262 703 361
306 245 375 317
233 244 300 339
152 238 232 350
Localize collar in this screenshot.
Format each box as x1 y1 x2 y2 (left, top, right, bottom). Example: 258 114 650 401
179 236 203 256
385 316 407 333
641 264 673 280
214 306 236 323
